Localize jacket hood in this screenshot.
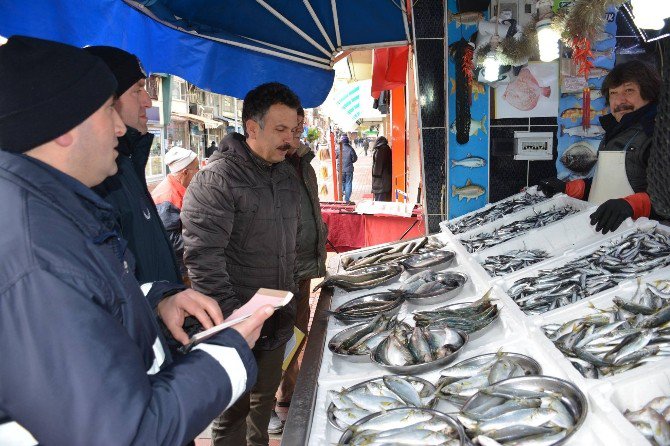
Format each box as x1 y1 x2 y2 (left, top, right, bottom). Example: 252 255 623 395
210 132 248 163
374 136 388 148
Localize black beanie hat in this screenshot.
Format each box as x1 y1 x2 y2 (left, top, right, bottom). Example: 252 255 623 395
84 46 147 97
0 35 118 154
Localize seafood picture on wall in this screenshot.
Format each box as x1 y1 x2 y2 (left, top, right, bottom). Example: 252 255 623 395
555 6 617 181
452 179 486 203
494 62 559 118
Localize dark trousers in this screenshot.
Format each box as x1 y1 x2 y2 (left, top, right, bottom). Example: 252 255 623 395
212 344 285 446
276 279 312 404
374 191 392 201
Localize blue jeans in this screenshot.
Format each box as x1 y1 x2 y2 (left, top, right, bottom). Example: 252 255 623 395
342 171 354 202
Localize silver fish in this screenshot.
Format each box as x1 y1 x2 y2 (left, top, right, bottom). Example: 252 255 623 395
450 115 488 136
559 124 605 139
452 154 486 168
452 179 485 202
314 264 403 291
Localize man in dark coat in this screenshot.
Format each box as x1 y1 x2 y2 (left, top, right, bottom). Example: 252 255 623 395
371 136 393 201
0 35 273 446
84 46 222 347
206 140 217 158
182 82 302 446
538 60 661 234
336 135 358 202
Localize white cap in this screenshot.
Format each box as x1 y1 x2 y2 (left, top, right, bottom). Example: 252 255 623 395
165 146 197 173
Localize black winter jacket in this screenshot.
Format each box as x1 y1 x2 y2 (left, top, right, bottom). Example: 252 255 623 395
371 139 392 194
182 133 301 350
0 152 257 445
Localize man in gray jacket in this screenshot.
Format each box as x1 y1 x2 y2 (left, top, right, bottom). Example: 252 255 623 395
182 82 302 446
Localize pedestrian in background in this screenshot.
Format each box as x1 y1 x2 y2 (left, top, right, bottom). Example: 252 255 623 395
336 135 358 203
269 107 328 434
151 146 199 282
371 136 392 201
206 140 217 158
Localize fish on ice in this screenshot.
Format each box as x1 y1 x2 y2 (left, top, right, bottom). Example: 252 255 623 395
452 155 486 168
560 124 605 138
450 115 488 136
502 67 551 111
452 179 486 202
560 142 598 174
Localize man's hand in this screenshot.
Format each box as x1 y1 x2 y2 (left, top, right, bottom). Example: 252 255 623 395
157 289 224 345
232 305 276 348
537 178 566 198
590 199 634 234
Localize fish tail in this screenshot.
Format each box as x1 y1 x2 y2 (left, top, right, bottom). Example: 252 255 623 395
542 86 551 98
451 159 457 168
451 185 457 197
559 124 564 137
447 10 452 23
481 115 488 135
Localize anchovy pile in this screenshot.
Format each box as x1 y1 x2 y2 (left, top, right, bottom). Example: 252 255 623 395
459 379 580 445
447 192 548 235
436 352 540 405
341 237 445 271
508 230 670 314
329 313 400 356
329 291 405 322
372 325 466 367
542 280 670 378
328 375 436 428
413 291 499 333
399 270 468 297
481 249 550 277
461 206 578 253
624 395 670 445
343 408 461 446
314 264 403 292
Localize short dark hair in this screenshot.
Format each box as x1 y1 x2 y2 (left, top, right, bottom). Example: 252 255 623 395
601 60 661 106
242 82 301 133
297 106 305 117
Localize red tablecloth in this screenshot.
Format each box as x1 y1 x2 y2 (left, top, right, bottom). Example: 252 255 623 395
321 204 426 253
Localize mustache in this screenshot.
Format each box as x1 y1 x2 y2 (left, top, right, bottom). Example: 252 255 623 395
277 144 291 151
613 104 635 112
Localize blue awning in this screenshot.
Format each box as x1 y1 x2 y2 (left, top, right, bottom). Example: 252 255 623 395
0 0 410 107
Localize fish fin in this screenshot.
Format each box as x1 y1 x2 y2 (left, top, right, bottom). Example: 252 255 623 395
542 86 551 98
451 185 457 197
481 115 487 135
451 159 457 168
465 179 472 186
450 78 456 95
447 9 452 23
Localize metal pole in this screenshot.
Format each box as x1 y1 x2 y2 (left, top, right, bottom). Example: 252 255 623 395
329 130 338 201
338 140 344 202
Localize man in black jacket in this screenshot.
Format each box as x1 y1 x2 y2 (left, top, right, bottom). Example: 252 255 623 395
371 136 393 201
182 83 302 446
84 46 222 347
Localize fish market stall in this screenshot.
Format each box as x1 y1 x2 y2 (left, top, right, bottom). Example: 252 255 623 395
283 190 670 446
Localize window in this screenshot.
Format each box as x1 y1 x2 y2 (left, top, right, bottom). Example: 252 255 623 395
171 79 187 101
147 75 160 100
222 96 234 113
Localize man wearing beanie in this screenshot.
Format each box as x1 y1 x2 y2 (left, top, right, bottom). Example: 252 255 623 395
84 45 221 349
0 35 274 445
151 146 200 281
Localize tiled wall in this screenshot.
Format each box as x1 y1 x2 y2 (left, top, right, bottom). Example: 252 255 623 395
414 0 447 233
489 116 558 202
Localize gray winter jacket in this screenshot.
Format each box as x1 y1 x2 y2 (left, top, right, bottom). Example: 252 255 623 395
182 133 301 351
287 143 328 280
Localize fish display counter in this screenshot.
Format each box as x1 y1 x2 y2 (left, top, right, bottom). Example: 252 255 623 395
282 193 670 446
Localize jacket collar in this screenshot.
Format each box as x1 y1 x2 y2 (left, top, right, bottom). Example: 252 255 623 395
600 102 657 142
0 151 116 236
117 126 153 157
213 132 278 171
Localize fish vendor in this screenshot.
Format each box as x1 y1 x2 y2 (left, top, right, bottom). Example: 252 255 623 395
539 60 662 234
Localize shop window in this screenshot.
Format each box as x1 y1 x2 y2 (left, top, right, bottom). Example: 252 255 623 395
171 79 187 101
147 75 160 100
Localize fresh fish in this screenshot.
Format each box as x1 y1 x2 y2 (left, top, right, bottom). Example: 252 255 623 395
560 141 598 174
329 291 405 322
447 10 483 27
447 192 547 235
626 407 670 445
502 67 551 111
481 249 549 277
341 237 444 271
382 376 424 407
372 326 467 368
349 408 433 432
313 264 403 291
452 179 486 202
450 115 488 136
452 154 486 169
559 124 605 139
561 107 608 121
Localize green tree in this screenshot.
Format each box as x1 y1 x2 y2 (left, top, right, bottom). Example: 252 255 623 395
306 127 321 144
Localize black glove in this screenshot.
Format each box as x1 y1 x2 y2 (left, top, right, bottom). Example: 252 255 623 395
537 178 566 198
589 199 633 234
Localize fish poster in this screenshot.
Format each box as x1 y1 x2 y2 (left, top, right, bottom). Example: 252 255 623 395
447 0 489 219
555 5 617 181
494 62 559 118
